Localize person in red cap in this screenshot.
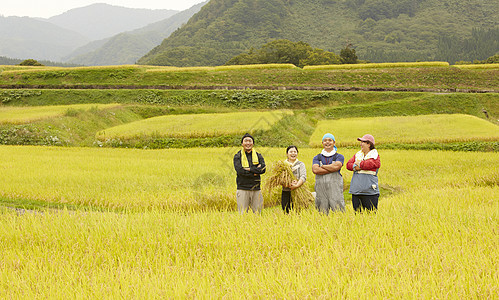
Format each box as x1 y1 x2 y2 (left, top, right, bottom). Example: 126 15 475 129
346 134 381 212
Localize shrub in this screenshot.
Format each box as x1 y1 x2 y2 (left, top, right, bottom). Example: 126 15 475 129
19 59 43 66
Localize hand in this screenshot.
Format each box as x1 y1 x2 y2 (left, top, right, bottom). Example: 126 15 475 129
244 167 250 171
354 160 362 171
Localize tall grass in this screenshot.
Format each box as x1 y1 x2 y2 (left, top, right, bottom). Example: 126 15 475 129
310 114 499 147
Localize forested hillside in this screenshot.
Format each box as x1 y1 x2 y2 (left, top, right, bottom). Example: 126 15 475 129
138 0 499 66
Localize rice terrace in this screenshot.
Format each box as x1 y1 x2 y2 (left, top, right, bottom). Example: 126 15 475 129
0 63 498 298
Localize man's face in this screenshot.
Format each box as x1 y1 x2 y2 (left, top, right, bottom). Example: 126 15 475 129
242 137 254 152
322 138 335 151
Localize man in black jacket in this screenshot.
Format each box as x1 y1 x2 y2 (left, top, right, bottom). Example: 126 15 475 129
233 133 266 213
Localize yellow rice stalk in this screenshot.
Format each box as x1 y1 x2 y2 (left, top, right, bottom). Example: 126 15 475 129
145 66 217 72
303 61 449 70
214 64 298 70
1 65 141 74
264 160 314 210
145 63 298 73
452 64 499 69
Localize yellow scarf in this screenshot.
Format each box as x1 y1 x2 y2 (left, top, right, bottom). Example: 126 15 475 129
241 148 259 168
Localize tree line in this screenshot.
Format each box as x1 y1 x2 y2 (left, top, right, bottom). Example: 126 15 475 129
225 40 359 67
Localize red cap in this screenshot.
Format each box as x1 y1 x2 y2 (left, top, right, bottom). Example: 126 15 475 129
357 134 375 145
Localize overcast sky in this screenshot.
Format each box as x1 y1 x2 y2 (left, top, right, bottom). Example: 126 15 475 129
1 0 207 18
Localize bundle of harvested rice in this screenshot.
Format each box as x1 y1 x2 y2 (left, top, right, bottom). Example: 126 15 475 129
264 160 314 210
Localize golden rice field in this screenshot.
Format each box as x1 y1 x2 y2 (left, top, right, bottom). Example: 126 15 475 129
0 146 497 210
1 63 298 75
0 103 121 124
453 64 499 69
96 110 292 140
145 63 299 72
0 65 142 74
0 145 497 298
310 114 499 147
303 61 450 70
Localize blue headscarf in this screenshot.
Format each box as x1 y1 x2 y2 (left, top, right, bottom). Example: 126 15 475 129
322 133 335 141
321 133 337 154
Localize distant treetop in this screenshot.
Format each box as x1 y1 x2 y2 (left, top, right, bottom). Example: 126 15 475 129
19 59 44 66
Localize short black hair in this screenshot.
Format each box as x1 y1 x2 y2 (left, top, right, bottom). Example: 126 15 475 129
241 133 254 143
367 141 376 150
286 145 298 153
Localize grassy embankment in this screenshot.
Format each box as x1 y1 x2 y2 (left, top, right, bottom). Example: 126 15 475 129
0 89 498 149
0 63 498 91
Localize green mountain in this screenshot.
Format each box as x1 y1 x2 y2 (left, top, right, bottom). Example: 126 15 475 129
138 0 499 66
64 2 207 66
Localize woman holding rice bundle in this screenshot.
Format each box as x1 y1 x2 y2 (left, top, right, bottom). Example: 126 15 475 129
346 134 381 212
281 145 307 214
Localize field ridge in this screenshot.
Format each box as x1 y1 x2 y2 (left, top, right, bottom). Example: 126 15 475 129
1 84 497 93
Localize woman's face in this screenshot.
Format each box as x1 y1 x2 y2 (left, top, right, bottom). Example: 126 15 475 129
360 141 370 153
287 148 298 161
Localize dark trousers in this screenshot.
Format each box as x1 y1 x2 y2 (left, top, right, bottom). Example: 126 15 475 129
281 190 292 213
352 194 379 212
